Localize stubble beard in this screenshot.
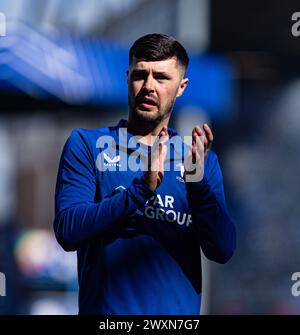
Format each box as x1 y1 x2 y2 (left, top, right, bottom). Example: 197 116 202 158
128 96 176 126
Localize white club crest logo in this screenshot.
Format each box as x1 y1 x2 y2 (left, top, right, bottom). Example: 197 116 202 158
176 163 185 183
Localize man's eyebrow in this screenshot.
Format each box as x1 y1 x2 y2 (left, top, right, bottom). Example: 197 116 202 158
152 71 171 77
132 69 147 72
130 69 147 76
131 69 171 76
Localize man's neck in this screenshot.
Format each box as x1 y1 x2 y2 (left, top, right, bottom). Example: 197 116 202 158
125 117 169 146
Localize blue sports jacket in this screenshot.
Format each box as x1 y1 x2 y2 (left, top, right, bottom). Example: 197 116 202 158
54 119 236 315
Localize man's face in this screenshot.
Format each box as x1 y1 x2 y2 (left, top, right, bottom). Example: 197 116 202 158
127 56 188 124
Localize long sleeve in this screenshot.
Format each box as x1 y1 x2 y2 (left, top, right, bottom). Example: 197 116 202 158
185 153 236 264
54 129 155 251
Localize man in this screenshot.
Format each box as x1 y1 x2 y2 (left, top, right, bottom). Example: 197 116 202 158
54 33 236 315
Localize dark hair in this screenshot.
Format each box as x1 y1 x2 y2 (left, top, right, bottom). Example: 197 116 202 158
129 33 189 71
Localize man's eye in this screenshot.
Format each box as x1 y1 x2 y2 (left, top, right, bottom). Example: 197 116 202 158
132 72 144 80
155 75 168 80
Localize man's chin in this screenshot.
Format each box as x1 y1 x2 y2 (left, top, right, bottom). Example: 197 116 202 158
135 108 161 122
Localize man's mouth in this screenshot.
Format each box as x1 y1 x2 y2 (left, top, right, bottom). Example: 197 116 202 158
137 97 158 110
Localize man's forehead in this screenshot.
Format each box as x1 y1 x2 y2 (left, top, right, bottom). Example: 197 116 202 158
131 57 179 71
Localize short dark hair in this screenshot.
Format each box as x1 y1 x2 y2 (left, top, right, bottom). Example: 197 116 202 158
129 33 189 71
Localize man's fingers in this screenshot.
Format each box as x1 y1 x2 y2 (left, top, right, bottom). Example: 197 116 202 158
159 126 169 145
158 126 168 170
160 125 167 135
192 126 201 143
192 127 205 150
203 123 213 140
159 142 167 172
194 134 205 157
151 126 169 172
203 123 213 150
184 124 207 182
194 125 203 136
193 123 213 158
154 125 168 149
193 125 207 149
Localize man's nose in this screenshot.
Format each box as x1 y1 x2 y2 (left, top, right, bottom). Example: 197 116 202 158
143 75 155 92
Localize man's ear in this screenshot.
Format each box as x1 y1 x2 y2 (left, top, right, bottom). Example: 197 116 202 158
176 78 189 97
126 69 129 84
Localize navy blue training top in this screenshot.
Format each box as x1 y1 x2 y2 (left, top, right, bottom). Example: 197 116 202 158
54 119 236 315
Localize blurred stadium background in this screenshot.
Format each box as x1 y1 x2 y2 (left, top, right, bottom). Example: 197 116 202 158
0 0 300 314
